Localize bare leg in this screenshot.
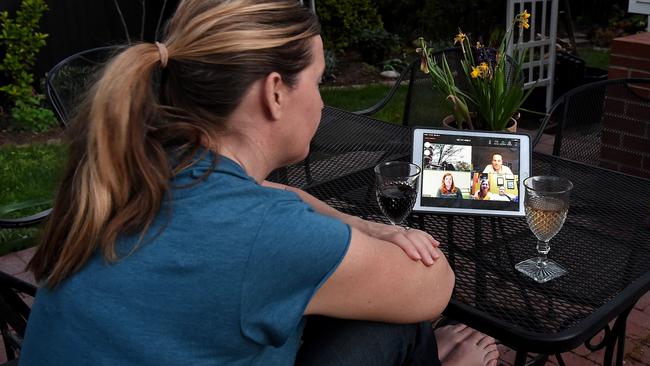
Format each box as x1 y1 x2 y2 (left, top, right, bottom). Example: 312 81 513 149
434 324 499 366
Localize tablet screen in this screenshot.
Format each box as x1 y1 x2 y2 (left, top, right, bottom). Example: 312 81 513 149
412 128 530 217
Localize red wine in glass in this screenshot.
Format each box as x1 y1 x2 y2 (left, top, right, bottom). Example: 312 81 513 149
376 183 417 225
374 162 421 226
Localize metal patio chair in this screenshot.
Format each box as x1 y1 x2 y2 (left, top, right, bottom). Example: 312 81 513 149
533 78 650 166
354 48 464 127
0 212 46 363
45 46 123 125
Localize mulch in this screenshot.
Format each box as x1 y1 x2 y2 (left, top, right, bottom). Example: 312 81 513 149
0 127 64 147
323 60 389 86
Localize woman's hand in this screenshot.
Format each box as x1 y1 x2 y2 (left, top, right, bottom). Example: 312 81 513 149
357 219 442 266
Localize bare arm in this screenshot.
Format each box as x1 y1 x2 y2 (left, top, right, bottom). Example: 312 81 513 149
305 227 455 323
263 180 441 265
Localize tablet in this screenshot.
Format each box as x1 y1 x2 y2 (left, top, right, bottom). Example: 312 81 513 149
412 128 531 217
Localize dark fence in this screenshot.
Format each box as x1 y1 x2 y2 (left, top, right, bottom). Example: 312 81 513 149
1 0 178 83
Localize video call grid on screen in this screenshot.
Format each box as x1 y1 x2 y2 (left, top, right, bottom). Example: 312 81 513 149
412 128 531 217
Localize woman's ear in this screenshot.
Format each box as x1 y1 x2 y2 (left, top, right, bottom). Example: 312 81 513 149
263 72 285 120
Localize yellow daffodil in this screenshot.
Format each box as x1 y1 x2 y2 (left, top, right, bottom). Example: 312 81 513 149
517 9 531 29
420 58 430 74
454 31 467 45
416 10 532 131
470 66 480 79
416 48 430 74
478 62 489 75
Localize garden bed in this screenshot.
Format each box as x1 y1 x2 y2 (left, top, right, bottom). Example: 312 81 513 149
0 127 63 146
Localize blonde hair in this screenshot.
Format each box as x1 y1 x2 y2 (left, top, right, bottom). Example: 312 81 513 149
29 0 320 288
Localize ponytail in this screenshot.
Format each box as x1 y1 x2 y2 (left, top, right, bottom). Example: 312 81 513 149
28 0 320 288
29 44 198 288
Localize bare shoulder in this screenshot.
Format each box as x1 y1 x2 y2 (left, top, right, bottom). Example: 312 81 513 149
305 227 454 323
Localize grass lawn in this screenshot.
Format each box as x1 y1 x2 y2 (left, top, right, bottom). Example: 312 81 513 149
0 143 66 256
577 47 610 70
321 83 407 123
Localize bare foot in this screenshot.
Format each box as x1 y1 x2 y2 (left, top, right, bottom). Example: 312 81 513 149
433 324 469 360
434 324 499 366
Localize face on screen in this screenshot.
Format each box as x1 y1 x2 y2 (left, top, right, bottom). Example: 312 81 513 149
420 133 520 211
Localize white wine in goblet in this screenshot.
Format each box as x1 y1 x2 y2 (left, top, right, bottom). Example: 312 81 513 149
515 176 573 283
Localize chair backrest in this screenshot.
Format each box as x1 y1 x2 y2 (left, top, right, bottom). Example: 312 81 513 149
534 78 650 166
0 271 36 362
403 48 464 127
45 46 123 125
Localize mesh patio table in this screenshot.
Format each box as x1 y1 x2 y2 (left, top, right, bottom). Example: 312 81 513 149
272 106 650 366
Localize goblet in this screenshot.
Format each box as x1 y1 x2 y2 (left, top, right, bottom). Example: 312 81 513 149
374 161 421 226
515 176 573 283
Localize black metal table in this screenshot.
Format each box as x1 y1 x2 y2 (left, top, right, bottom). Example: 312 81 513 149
272 106 650 366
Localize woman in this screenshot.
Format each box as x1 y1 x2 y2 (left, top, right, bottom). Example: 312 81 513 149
21 1 498 365
473 177 511 201
473 178 494 200
437 173 463 199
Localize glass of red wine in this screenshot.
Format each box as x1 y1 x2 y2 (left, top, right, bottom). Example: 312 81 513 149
374 161 421 226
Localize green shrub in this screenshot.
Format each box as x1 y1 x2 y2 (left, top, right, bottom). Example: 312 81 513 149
0 0 56 132
375 0 423 43
350 28 401 66
11 97 56 131
317 0 384 53
376 0 505 48
418 0 504 44
588 5 647 47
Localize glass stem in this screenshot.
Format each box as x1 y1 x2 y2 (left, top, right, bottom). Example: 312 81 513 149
536 240 550 267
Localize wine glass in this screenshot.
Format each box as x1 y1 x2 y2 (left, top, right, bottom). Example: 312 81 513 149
374 161 421 226
515 176 573 283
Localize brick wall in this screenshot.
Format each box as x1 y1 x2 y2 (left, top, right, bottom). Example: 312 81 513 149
601 33 650 179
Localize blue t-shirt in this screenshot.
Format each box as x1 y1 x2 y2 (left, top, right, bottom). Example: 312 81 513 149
20 154 351 365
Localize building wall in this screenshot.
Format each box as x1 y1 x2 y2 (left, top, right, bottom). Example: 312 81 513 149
602 33 650 179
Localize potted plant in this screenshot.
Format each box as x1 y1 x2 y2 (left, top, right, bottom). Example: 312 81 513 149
416 10 536 131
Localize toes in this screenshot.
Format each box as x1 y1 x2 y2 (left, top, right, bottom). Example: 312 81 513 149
445 323 468 337
484 348 500 366
477 334 497 348
465 329 487 345
454 324 475 339
451 323 468 332
434 323 468 338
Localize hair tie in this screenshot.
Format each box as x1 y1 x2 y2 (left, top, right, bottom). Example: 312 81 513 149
155 42 169 68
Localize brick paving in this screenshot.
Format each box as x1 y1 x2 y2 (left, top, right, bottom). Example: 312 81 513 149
1 247 34 364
